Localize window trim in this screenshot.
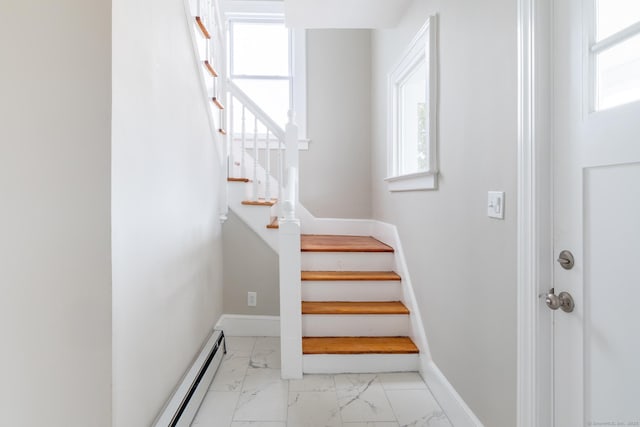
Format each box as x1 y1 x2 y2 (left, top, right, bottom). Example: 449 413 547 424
222 0 307 141
385 15 438 192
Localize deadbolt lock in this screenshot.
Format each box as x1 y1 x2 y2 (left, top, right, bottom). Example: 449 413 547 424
557 250 575 270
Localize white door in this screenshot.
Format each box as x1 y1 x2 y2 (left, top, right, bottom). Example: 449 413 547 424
552 0 640 425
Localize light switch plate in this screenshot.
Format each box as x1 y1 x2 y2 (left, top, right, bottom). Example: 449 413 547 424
248 292 257 307
488 191 505 219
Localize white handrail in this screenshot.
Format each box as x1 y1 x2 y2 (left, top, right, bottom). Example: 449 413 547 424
226 79 286 141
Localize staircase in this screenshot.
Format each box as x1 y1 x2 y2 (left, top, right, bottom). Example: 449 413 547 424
227 180 424 373
299 234 419 373
185 0 424 377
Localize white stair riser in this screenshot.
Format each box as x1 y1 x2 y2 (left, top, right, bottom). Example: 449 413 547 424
303 354 419 374
301 252 395 271
302 281 401 302
302 314 409 337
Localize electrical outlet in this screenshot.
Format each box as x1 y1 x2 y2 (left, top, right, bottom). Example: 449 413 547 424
247 292 257 307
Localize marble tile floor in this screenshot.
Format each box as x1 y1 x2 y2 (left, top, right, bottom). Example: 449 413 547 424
192 336 452 427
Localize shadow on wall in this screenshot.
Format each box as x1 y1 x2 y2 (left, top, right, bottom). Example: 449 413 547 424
222 210 280 316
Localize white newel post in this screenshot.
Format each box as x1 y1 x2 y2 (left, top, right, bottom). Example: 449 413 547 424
279 110 302 379
284 111 299 214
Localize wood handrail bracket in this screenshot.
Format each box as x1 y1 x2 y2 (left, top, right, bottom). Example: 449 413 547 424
203 60 218 77
195 16 212 39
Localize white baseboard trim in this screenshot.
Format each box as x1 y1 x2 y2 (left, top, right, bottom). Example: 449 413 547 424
215 314 280 337
422 360 484 427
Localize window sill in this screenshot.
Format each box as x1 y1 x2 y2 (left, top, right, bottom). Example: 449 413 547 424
384 171 438 192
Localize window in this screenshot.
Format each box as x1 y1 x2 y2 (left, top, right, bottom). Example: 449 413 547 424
386 16 438 192
230 20 290 127
224 1 307 140
591 0 640 111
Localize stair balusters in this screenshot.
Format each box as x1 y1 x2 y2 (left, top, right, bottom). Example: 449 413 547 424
240 104 246 179
265 130 271 202
278 129 283 203
252 116 259 201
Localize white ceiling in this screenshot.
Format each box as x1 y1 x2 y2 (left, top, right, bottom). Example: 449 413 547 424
284 0 411 29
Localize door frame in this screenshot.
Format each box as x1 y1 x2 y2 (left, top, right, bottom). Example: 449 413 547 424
516 0 555 425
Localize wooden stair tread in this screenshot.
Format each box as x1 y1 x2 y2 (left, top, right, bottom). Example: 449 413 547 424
195 16 211 39
301 235 394 252
267 217 279 229
212 97 225 110
242 199 276 206
228 177 250 182
302 301 409 315
302 337 418 354
203 60 218 77
301 271 400 281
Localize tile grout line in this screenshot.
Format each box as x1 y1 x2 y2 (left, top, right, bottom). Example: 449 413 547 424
229 337 258 424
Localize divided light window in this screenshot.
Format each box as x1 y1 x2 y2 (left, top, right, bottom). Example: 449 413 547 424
229 19 291 130
591 1 640 111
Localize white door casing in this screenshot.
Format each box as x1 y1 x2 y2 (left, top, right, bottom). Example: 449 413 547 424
553 0 640 426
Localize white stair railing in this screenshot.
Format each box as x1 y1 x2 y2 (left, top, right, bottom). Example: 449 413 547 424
226 80 287 204
188 0 302 378
226 82 302 377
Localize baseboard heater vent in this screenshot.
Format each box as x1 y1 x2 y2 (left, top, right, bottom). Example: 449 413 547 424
153 329 226 427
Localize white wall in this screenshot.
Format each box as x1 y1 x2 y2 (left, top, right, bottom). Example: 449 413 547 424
223 211 279 315
371 1 517 425
0 1 112 426
112 0 225 425
301 29 372 218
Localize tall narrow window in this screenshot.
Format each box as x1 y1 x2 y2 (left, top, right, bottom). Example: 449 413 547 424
592 1 640 111
229 20 291 127
386 16 438 192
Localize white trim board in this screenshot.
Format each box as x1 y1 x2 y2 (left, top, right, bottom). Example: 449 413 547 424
422 361 484 426
516 0 553 425
215 314 280 336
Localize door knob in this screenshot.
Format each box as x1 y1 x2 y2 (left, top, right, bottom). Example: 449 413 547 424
545 288 575 313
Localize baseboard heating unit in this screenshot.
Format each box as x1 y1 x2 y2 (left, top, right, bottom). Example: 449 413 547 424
152 329 226 427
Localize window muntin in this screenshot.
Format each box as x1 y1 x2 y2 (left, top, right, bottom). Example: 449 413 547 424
592 1 640 111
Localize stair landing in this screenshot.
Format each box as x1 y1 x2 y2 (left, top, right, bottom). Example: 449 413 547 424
301 235 394 252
